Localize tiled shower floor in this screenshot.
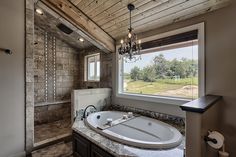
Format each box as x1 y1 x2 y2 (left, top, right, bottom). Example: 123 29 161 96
34 119 72 146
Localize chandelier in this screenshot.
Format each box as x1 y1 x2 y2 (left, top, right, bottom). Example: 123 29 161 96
118 4 141 62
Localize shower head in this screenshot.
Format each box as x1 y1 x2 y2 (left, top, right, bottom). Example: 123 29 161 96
56 23 73 35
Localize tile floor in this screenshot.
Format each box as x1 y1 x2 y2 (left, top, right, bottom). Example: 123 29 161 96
34 119 72 145
32 142 73 157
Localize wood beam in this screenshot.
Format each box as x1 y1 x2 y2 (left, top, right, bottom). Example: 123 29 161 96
41 0 115 53
69 0 82 6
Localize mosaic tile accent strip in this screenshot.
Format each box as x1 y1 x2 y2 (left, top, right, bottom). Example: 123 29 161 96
53 36 56 100
45 35 56 102
45 32 48 102
109 104 185 135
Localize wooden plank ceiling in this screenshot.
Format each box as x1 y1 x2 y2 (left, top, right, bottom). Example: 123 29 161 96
69 0 230 40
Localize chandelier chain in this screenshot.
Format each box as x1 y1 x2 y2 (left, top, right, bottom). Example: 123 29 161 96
118 3 142 63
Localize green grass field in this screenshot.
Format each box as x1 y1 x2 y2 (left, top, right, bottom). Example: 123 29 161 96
124 78 198 99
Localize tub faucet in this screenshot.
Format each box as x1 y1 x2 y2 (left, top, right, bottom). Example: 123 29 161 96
83 105 97 119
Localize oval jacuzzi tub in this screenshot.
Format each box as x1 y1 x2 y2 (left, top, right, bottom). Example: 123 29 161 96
85 111 182 149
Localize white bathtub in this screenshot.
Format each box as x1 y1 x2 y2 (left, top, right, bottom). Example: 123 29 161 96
85 111 182 149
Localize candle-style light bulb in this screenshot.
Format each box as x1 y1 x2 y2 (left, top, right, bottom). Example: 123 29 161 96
120 39 124 44
128 32 132 38
138 40 141 44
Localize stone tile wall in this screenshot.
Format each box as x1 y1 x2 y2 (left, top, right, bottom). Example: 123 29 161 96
34 26 80 125
34 26 80 104
34 102 71 125
26 0 35 152
34 26 45 103
56 39 80 101
78 47 113 89
33 27 113 126
27 1 113 151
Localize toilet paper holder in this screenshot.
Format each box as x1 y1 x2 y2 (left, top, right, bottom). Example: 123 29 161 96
204 131 229 156
204 136 217 144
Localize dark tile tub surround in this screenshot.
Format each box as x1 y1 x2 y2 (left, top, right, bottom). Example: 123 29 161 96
109 104 185 134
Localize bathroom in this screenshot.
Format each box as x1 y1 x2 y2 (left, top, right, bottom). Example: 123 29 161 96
0 0 236 157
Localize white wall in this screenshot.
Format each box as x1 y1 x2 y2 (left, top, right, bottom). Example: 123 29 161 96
0 0 25 157
72 88 112 120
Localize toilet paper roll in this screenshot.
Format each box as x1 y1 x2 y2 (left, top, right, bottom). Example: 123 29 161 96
207 131 224 149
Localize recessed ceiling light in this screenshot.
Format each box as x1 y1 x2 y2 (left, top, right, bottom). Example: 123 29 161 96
79 38 84 42
35 8 43 15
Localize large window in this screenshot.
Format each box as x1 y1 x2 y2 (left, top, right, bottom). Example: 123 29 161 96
117 24 205 104
85 53 100 81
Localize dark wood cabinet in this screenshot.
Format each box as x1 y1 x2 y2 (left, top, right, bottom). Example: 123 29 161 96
91 144 113 157
73 132 114 157
73 132 90 157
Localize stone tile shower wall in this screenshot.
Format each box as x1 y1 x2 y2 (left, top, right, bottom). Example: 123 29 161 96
34 26 80 125
55 39 80 101
34 26 45 103
25 0 34 151
78 47 113 89
34 102 71 125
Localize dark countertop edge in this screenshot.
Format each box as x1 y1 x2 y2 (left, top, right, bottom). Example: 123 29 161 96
180 95 222 113
72 122 137 157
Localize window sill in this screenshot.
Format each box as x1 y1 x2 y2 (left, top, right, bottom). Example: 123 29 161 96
84 80 100 82
116 93 191 106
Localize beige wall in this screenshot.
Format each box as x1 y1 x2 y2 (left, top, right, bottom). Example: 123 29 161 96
0 0 25 157
113 1 236 156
